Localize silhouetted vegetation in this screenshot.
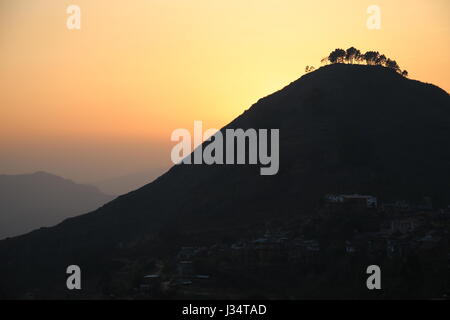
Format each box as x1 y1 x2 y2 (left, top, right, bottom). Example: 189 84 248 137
305 65 315 73
323 47 408 77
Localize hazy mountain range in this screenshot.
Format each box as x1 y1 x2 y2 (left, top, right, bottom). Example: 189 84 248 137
1 64 449 298
0 171 114 239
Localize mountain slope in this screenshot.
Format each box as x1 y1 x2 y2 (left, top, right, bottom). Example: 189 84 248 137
0 64 449 297
0 172 114 239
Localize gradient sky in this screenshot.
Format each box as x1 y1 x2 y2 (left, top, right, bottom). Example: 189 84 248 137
1 0 449 183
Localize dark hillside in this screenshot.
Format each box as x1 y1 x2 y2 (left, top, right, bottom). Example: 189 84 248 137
1 64 449 298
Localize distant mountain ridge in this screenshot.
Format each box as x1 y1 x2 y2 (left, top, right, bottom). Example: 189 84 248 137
0 64 449 297
0 171 114 239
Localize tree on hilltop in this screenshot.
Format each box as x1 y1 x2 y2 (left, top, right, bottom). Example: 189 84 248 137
323 47 408 77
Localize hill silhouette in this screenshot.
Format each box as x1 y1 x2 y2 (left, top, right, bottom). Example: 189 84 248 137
0 172 114 239
0 64 449 298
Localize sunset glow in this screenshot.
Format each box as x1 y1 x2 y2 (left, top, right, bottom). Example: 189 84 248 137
1 0 449 181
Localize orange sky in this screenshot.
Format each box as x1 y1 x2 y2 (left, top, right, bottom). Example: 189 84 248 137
0 0 449 182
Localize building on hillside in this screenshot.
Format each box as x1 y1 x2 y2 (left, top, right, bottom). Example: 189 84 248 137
390 217 420 234
324 194 377 209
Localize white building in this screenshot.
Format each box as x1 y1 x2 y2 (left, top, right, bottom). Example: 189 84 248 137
325 194 377 208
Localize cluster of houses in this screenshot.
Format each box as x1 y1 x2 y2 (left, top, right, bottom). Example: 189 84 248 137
137 247 212 295
226 232 322 268
182 193 446 268
324 193 449 257
135 193 449 297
